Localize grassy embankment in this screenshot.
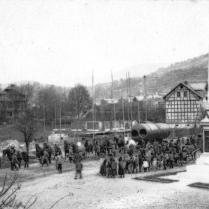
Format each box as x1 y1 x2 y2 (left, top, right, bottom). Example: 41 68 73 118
0 124 73 143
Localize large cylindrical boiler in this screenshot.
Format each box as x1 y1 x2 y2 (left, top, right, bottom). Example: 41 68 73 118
131 122 170 143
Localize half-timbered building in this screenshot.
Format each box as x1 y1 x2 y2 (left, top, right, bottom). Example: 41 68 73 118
163 81 207 125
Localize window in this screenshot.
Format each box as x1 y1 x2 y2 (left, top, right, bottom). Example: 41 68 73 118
177 92 180 97
184 91 187 97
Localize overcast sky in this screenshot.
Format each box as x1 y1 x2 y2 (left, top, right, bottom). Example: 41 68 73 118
0 0 209 87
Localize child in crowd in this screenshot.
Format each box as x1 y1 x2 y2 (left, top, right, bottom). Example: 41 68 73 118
169 151 174 169
75 160 83 179
111 144 116 157
56 152 63 173
107 160 112 178
100 159 107 176
156 152 161 170
134 154 139 173
111 158 117 178
152 157 157 171
96 144 100 158
179 150 184 166
163 153 167 170
69 150 73 163
138 153 143 173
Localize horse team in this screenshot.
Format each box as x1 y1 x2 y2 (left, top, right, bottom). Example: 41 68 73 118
1 146 29 170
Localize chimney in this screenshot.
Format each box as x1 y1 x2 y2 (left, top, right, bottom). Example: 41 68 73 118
184 81 188 85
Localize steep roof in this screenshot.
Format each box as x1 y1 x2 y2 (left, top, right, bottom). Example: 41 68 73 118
189 81 207 91
0 84 25 101
163 82 203 100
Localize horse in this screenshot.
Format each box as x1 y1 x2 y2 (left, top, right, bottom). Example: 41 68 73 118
114 136 125 153
84 140 93 157
35 144 44 163
21 152 29 168
3 148 29 169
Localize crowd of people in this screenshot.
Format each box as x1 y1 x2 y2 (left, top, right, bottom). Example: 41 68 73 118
1 134 202 180
99 135 202 178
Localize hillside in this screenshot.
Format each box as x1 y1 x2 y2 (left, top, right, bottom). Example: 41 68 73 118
1 54 208 102
92 53 208 101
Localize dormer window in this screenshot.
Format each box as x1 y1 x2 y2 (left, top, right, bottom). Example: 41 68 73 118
177 92 180 97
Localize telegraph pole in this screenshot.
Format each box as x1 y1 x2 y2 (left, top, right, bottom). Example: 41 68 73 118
128 72 133 124
126 72 130 126
122 96 125 136
144 76 147 121
111 70 116 133
55 102 57 129
44 105 46 133
59 101 62 139
92 69 95 139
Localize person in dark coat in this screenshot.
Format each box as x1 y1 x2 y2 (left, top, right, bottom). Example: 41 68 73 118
118 157 125 177
100 159 107 176
64 140 69 161
11 153 19 171
54 144 62 157
42 150 49 166
74 151 82 164
107 160 112 178
75 160 83 179
138 153 143 172
111 158 117 178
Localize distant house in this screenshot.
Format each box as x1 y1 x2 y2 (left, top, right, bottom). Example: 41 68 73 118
135 92 164 107
0 84 26 120
163 81 207 126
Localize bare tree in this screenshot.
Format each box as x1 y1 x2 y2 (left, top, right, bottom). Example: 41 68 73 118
14 83 41 153
68 84 92 121
0 173 36 209
15 108 38 154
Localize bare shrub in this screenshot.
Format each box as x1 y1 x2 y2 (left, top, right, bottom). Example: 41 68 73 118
0 173 36 209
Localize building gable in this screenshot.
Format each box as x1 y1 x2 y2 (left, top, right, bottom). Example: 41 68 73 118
164 82 202 101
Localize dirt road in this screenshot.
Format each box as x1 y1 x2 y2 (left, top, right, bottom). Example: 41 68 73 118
1 159 209 209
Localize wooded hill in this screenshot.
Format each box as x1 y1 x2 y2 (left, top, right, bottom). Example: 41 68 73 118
92 53 208 101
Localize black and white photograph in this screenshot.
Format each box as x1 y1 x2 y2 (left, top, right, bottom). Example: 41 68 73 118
1 0 209 208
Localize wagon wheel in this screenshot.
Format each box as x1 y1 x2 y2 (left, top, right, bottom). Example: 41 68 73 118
128 163 134 173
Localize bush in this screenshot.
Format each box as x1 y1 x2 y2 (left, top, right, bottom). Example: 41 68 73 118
0 173 36 209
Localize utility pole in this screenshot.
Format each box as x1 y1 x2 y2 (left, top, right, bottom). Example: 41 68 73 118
92 69 95 139
64 86 67 128
55 102 57 129
137 97 140 124
59 101 62 140
126 72 130 126
44 105 46 134
111 70 116 134
138 83 142 124
144 75 147 121
75 86 78 141
122 96 125 136
128 72 133 124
